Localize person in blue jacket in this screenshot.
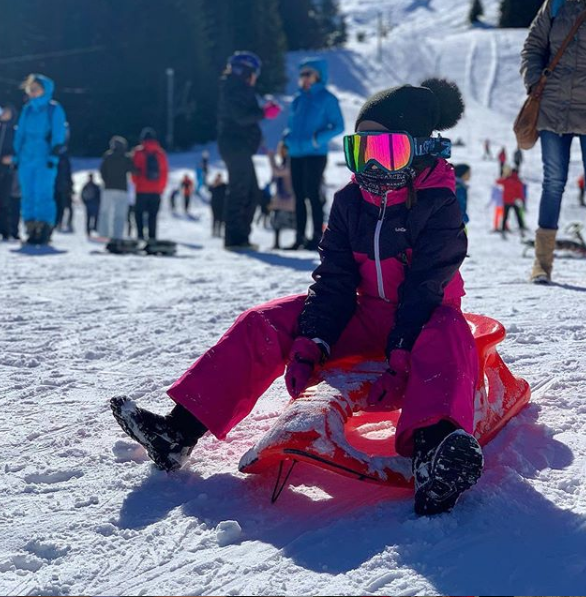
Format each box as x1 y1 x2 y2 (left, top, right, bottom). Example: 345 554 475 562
14 74 67 245
454 164 471 226
284 58 345 250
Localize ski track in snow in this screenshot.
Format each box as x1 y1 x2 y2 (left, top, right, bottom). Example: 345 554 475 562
3 0 586 595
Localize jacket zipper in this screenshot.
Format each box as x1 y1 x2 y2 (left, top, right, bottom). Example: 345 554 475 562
374 191 390 301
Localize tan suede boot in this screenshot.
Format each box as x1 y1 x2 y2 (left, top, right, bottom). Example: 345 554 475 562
531 228 557 284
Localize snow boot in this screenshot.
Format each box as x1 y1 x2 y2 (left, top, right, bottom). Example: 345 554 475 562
413 423 484 516
25 221 41 245
37 223 53 245
110 396 207 472
531 228 556 284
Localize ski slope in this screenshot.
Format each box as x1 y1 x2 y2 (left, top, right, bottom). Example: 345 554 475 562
3 1 586 595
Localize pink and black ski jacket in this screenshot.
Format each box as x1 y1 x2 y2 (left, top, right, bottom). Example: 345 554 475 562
298 159 467 356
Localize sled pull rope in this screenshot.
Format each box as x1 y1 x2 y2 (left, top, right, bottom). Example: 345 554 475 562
271 460 297 504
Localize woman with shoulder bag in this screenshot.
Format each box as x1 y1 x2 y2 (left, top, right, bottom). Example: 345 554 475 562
520 0 586 283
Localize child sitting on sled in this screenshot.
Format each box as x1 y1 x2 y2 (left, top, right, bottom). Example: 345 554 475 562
111 79 483 517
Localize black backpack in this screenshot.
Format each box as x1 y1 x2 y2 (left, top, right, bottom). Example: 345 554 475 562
145 151 160 181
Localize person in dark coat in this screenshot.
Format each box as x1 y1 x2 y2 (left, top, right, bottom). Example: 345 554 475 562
0 104 17 240
209 173 227 237
99 136 134 240
217 51 280 250
54 153 74 232
81 173 101 237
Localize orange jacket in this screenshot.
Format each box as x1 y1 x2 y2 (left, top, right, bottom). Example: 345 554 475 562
132 139 169 195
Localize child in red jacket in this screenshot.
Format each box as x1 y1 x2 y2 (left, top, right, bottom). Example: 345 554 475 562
497 169 527 237
111 79 483 517
132 128 169 241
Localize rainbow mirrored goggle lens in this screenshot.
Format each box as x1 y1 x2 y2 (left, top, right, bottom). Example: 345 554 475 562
343 132 452 174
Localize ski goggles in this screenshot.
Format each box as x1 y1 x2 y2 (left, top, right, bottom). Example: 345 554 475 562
343 131 452 175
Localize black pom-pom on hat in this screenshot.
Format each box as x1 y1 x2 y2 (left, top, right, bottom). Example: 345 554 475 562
356 77 465 137
420 78 465 131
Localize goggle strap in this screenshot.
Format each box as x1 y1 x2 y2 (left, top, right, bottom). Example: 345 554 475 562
413 137 452 159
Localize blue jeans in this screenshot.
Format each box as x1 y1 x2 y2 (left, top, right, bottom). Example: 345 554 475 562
539 131 586 230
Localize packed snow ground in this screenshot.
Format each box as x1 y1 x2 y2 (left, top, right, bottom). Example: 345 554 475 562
3 1 586 595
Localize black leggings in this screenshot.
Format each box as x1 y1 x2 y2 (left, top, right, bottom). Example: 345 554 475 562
290 155 327 244
502 204 526 232
135 193 161 240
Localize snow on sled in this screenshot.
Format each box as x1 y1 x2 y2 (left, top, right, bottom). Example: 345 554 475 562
239 314 531 500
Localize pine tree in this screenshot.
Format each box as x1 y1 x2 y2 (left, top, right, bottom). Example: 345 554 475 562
278 0 322 50
499 0 544 28
469 0 484 24
278 0 346 50
0 0 288 152
316 0 347 47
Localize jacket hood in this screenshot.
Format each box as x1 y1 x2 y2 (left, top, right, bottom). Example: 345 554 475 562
299 58 329 85
110 136 128 153
29 74 54 109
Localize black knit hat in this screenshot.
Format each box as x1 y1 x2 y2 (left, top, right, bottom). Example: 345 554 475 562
356 78 465 137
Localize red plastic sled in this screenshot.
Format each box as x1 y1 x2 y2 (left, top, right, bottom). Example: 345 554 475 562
239 314 531 499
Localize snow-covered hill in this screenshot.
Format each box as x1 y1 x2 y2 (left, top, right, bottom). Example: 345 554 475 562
3 1 586 595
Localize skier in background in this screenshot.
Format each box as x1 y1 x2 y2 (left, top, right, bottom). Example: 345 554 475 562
195 151 209 197
131 128 168 241
54 152 74 233
180 173 194 214
578 174 585 207
99 136 134 241
498 147 507 177
513 147 523 173
268 143 295 249
284 58 345 251
209 173 227 237
13 74 67 245
0 103 16 241
81 173 101 237
497 168 527 237
217 51 281 251
483 138 492 160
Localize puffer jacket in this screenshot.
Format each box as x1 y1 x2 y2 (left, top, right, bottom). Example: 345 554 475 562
298 160 467 356
100 139 134 191
521 0 586 134
132 139 169 195
13 74 67 165
497 172 526 206
217 74 264 156
284 58 345 158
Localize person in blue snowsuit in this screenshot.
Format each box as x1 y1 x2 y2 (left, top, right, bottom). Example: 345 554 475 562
14 74 67 245
284 58 345 250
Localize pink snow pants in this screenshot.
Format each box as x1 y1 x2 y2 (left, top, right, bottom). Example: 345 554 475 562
167 294 478 457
